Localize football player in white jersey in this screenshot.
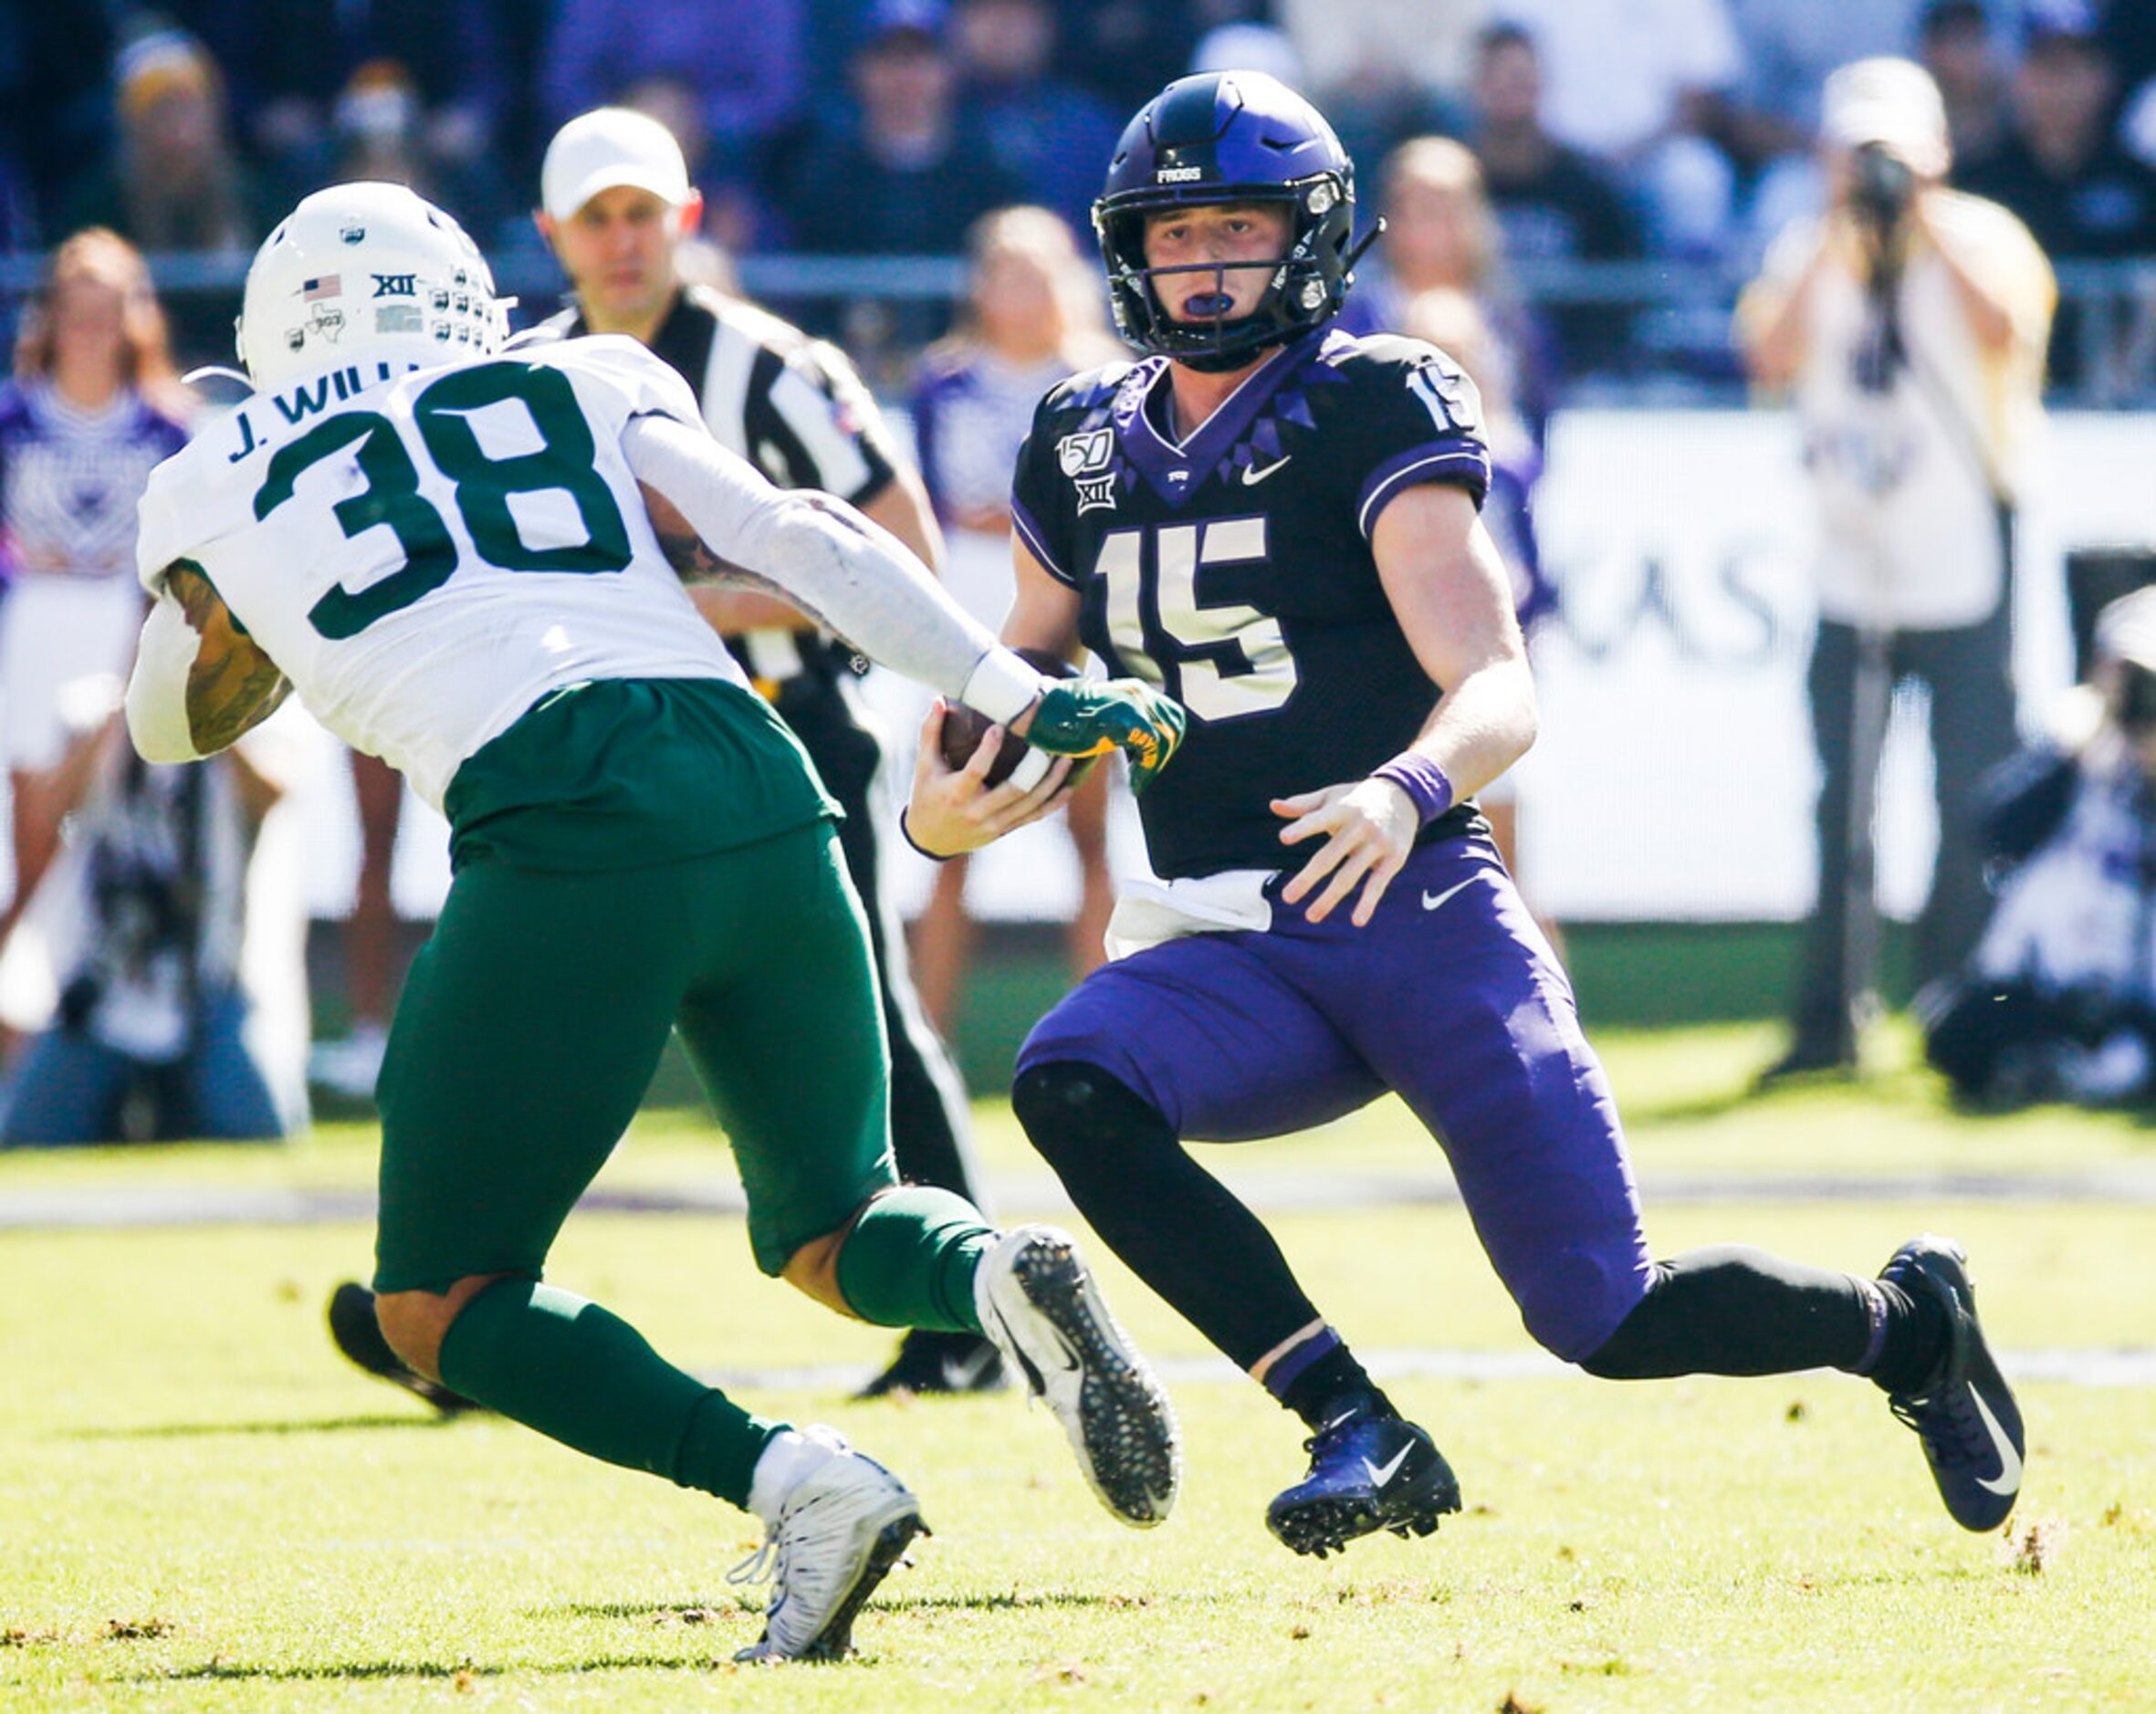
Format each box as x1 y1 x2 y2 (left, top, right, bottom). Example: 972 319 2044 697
125 183 1186 1663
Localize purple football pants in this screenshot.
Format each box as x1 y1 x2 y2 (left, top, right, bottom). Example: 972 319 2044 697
1018 835 1653 1362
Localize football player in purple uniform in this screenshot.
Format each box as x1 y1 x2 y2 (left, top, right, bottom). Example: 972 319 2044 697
905 70 2025 1556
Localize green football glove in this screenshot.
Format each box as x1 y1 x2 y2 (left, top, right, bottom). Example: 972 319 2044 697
1026 677 1188 793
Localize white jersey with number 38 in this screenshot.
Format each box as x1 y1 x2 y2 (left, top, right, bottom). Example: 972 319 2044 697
136 336 747 810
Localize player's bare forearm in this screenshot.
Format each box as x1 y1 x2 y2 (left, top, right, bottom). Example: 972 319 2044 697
1373 492 1536 800
1002 535 1086 662
644 482 745 583
168 565 290 753
1404 652 1538 800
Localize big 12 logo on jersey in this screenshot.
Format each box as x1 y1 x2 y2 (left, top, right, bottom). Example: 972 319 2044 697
1059 428 1118 515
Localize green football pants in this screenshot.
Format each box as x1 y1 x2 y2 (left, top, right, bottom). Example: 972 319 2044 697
372 820 896 1292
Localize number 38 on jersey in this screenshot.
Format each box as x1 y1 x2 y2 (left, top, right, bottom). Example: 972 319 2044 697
252 361 634 640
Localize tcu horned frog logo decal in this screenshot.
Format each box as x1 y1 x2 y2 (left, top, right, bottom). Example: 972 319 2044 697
1058 427 1117 515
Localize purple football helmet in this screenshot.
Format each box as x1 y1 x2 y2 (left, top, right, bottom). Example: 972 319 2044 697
1094 70 1365 371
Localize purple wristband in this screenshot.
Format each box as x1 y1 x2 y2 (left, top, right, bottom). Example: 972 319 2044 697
1370 752 1455 827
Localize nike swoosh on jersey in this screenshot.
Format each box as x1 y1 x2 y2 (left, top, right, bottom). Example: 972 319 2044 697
1421 876 1479 913
1361 1444 1414 1489
1972 1386 2023 1497
1240 455 1292 486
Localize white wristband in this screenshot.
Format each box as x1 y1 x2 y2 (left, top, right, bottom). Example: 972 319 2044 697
958 647 1049 727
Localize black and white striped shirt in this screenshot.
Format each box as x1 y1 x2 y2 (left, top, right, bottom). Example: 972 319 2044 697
542 286 898 507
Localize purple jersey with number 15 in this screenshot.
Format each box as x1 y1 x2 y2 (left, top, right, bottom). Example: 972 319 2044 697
1010 325 1492 880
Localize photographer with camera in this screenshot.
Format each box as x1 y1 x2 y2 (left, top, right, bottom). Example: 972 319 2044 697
1922 585 2156 1109
1740 57 2056 1082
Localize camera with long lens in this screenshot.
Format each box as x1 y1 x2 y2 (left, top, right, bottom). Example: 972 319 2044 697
1849 141 1916 235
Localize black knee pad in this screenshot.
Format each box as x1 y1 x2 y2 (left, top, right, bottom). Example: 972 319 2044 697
1010 1061 1171 1179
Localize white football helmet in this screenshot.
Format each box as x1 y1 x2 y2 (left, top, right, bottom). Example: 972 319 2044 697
236 182 509 393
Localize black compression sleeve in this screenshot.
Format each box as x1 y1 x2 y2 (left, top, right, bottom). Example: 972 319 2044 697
1579 1244 1939 1383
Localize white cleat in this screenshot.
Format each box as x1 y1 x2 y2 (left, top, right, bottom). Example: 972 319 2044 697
974 1224 1181 1527
729 1426 926 1663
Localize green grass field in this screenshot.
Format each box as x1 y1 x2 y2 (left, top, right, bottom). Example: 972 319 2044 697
4 1023 2153 1709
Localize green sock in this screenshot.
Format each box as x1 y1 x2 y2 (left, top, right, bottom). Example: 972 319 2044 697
833 1186 996 1332
437 1279 779 1509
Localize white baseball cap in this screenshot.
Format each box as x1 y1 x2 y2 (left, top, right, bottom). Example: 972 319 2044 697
2098 585 2156 671
1820 57 1951 177
540 107 694 223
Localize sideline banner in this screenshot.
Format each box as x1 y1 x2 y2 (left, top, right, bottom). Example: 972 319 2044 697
1519 409 2156 921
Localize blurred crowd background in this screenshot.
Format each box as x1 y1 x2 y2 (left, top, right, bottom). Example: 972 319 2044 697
4 0 2154 396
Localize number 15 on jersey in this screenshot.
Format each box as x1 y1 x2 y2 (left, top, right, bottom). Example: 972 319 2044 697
1094 517 1299 723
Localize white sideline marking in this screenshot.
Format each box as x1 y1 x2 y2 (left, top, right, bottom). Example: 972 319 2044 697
700 1346 2156 1393
10 1165 2156 1231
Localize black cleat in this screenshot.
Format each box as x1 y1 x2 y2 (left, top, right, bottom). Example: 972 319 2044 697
1266 1397 1461 1558
853 1328 1007 1400
326 1280 481 1416
1879 1236 2024 1531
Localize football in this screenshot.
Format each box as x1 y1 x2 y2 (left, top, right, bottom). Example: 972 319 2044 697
939 647 1082 789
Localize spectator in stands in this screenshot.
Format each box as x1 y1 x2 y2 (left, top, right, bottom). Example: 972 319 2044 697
57 26 266 369
1491 0 1748 259
0 678 300 1146
1924 585 2156 1110
951 0 1121 238
1741 57 2054 1081
1921 2 2015 164
782 1 1024 260
1958 0 2156 388
1721 0 1926 255
268 60 525 255
241 0 510 186
1342 137 1557 442
0 232 190 967
1464 22 1644 378
60 25 263 260
905 206 1123 1030
541 0 803 186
